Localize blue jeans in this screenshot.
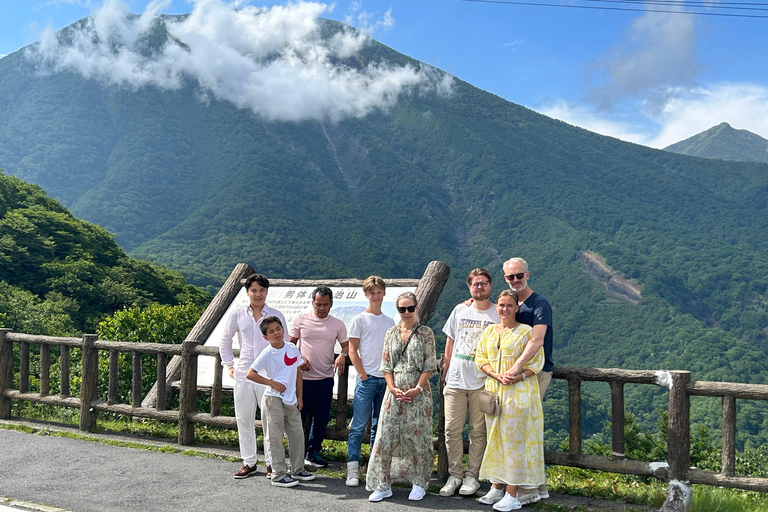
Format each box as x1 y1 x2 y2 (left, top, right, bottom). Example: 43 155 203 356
347 375 387 463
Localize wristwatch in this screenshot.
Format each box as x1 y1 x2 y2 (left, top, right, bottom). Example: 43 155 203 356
340 352 348 358
415 384 424 393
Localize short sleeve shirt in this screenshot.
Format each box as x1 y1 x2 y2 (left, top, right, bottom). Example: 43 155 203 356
348 312 395 378
442 303 500 390
290 313 348 381
251 343 303 406
516 292 554 372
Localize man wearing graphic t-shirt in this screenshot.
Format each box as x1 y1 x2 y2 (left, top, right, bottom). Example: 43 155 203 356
440 268 500 497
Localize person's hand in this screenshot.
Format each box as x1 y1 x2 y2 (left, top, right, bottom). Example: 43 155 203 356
227 366 234 379
334 354 346 374
463 297 475 307
359 372 369 381
492 372 511 385
389 387 404 399
299 359 311 372
270 380 287 393
506 361 522 378
297 397 303 411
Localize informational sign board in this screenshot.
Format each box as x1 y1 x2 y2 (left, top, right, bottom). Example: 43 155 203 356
197 285 417 398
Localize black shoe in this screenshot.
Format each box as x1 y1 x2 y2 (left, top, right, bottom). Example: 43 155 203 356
271 476 299 487
292 470 316 482
304 453 328 468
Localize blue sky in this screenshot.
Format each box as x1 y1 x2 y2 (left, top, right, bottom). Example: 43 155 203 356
2 0 768 148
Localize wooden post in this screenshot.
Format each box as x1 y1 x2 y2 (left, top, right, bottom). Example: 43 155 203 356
414 261 451 323
661 370 692 512
610 381 625 459
108 350 118 405
19 341 29 394
436 356 448 481
721 395 736 477
40 344 50 397
143 263 255 408
0 329 13 418
568 377 582 455
210 353 222 416
156 353 167 412
132 351 142 408
178 340 198 445
60 345 70 398
79 334 99 432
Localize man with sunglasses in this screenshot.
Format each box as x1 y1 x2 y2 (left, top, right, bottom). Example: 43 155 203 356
504 257 553 505
439 268 500 498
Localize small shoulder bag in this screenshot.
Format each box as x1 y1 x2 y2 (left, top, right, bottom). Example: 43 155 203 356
478 332 502 416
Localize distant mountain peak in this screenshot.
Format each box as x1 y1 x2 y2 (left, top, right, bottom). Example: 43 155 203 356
664 123 768 164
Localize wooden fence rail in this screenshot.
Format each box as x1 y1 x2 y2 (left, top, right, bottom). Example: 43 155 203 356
2 327 768 511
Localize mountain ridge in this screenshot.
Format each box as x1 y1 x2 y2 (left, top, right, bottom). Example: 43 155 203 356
664 122 768 164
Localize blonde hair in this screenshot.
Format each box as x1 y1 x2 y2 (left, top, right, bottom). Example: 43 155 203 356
466 268 492 286
397 291 419 323
362 275 386 293
497 289 519 303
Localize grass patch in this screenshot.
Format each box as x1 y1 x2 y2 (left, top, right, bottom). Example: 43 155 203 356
548 466 666 508
689 486 768 512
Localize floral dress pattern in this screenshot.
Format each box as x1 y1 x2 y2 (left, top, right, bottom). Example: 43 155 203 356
475 323 545 487
365 324 437 491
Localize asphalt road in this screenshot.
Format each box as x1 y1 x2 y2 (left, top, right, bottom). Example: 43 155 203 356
0 424 656 512
0 428 495 512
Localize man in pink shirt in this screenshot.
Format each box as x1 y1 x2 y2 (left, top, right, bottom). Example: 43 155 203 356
289 286 349 468
220 273 288 479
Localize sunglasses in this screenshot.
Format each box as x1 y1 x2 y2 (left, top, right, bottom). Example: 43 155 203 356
504 272 526 281
397 305 417 313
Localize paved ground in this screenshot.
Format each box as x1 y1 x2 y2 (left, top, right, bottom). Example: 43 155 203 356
0 419 656 512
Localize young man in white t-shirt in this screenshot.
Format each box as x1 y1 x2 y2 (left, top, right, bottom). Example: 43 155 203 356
247 317 316 488
345 276 395 487
440 268 500 497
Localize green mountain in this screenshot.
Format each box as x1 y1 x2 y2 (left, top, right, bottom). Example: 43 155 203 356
665 122 768 164
2 15 768 446
0 171 209 334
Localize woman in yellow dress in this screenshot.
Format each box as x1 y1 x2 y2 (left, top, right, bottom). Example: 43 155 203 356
475 289 545 511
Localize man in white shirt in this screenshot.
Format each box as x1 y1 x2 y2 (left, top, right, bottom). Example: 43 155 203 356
219 273 288 479
345 276 395 486
440 269 500 497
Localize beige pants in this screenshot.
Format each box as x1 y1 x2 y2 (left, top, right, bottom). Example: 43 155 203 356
537 371 553 494
262 394 306 481
443 386 487 480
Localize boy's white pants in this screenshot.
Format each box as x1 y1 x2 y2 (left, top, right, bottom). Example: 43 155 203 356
234 379 270 467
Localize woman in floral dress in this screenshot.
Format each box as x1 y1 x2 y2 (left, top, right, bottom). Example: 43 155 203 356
366 292 437 502
475 289 545 512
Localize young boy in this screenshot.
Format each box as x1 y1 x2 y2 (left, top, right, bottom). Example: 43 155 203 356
246 316 315 487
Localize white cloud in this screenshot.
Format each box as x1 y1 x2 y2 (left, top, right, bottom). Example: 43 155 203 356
646 83 768 148
536 83 768 149
537 100 651 145
27 0 450 122
586 11 700 111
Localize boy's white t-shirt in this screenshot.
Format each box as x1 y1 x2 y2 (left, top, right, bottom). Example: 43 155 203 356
250 342 303 406
348 311 395 378
442 303 500 390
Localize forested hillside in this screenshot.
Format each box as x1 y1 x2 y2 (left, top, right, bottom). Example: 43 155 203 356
0 171 209 334
665 122 768 163
1 14 768 446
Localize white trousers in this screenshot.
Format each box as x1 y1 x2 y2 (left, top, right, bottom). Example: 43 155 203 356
234 379 270 467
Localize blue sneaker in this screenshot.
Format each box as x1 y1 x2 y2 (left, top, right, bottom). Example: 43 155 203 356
292 470 316 482
271 476 299 488
304 452 328 468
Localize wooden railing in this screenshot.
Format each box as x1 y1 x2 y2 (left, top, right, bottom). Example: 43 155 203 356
2 327 768 511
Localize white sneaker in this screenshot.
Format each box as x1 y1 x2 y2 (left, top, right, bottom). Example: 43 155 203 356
478 487 505 505
517 488 541 505
492 492 522 511
538 483 550 499
439 475 462 496
409 484 426 501
345 461 359 487
369 488 392 502
459 475 480 496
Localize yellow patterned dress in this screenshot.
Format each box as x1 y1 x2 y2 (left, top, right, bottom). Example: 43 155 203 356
475 323 545 487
